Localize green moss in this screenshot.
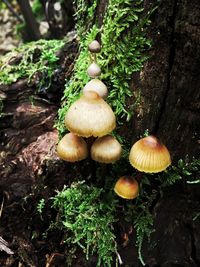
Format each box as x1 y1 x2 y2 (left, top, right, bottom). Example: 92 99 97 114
51 182 118 267
32 0 45 21
74 0 98 35
0 39 65 90
157 157 200 186
56 0 154 136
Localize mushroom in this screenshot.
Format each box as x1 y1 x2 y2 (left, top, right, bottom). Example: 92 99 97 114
114 176 139 200
129 135 171 173
91 135 122 163
57 132 89 162
65 91 116 138
87 62 101 78
88 40 101 53
83 79 108 99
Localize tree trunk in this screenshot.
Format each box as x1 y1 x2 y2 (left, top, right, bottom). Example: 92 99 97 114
131 0 200 161
17 0 41 41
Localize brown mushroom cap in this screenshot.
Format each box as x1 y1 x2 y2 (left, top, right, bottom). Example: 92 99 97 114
91 135 122 163
57 133 88 162
87 62 101 78
114 176 139 200
88 40 101 53
83 79 108 99
65 91 116 137
129 135 171 173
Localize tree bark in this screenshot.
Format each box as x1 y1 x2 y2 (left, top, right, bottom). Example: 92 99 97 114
17 0 41 41
131 0 200 161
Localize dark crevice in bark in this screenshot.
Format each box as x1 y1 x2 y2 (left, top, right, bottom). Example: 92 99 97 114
96 0 109 29
154 0 178 134
185 223 200 266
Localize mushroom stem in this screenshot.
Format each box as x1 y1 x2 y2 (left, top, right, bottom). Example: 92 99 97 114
90 159 97 182
89 53 97 63
97 163 109 187
89 53 93 63
135 171 143 184
85 136 97 183
86 136 96 150
116 250 123 265
93 53 97 63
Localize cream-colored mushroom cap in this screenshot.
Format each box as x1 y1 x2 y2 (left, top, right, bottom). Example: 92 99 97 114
129 135 171 173
87 62 101 78
65 91 116 137
91 135 122 163
83 79 108 99
57 133 88 162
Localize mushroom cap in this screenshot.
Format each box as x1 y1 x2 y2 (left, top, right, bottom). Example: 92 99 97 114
114 176 139 200
57 133 88 162
87 62 101 78
88 40 101 53
83 79 108 99
91 135 122 163
129 135 171 173
65 91 116 137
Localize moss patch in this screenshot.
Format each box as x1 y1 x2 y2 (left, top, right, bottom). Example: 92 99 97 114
0 39 65 90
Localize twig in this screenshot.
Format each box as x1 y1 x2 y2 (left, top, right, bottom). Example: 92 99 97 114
45 252 64 267
116 250 123 265
2 0 23 23
138 239 146 266
0 236 14 255
0 195 4 219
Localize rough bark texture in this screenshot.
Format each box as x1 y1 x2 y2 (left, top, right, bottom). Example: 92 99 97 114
131 0 200 161
0 42 78 266
143 184 200 267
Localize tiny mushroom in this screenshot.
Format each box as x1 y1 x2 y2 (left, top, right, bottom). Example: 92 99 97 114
114 176 139 200
88 40 101 53
129 135 171 173
91 135 122 163
57 132 89 162
87 62 101 78
83 78 108 99
65 91 116 138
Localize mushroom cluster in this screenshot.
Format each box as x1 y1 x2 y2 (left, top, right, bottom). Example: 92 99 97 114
114 135 171 200
56 39 172 202
57 40 122 164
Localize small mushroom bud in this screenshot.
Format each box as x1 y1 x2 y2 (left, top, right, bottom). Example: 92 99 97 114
83 79 108 99
88 40 101 53
114 176 139 200
87 62 101 78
